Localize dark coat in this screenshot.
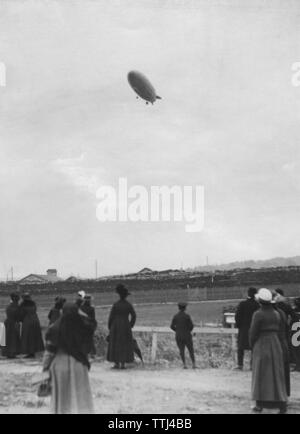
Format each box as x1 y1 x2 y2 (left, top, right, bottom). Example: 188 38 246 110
107 299 136 364
19 300 44 354
170 311 194 339
48 308 61 326
276 298 293 323
4 302 21 357
80 303 97 355
235 298 259 350
250 306 287 404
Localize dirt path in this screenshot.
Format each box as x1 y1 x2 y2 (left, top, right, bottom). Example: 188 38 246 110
0 359 300 414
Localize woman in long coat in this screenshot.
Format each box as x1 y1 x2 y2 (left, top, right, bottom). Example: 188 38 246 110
19 294 44 358
4 293 21 359
107 284 136 369
250 288 288 414
43 303 94 414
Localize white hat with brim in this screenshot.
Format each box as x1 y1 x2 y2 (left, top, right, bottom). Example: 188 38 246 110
256 288 272 304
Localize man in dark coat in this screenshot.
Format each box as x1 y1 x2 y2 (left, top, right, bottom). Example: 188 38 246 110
235 287 259 370
171 302 196 369
4 293 21 359
80 295 97 357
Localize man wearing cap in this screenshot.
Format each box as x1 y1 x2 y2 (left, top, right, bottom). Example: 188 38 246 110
235 287 259 370
171 302 196 369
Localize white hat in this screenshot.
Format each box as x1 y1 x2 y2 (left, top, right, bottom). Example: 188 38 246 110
256 288 272 304
77 290 86 299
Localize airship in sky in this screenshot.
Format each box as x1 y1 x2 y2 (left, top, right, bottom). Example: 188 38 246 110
127 71 162 105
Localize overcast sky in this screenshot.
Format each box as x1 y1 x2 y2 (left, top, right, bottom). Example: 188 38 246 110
0 0 300 279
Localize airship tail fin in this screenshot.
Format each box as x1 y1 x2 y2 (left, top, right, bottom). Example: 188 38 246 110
156 95 162 100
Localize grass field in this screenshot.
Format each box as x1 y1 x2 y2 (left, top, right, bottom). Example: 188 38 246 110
0 299 238 329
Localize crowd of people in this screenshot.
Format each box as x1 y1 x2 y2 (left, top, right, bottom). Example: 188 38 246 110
4 293 44 359
235 287 300 414
1 284 300 414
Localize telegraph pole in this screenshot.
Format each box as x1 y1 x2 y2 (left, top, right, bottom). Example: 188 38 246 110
95 260 98 280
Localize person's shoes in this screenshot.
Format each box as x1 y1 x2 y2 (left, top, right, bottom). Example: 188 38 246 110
112 364 120 370
192 364 198 369
252 406 263 413
183 365 188 369
234 366 243 371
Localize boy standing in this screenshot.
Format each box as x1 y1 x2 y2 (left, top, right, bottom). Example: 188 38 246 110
171 302 196 369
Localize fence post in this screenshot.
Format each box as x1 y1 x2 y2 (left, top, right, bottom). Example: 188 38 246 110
231 323 236 361
151 332 158 363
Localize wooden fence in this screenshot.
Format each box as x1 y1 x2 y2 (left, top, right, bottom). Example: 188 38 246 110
133 325 238 363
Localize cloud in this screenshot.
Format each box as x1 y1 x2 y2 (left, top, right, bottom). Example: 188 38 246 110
52 154 105 196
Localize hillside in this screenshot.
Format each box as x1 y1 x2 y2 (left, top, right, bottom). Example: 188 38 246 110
187 256 300 272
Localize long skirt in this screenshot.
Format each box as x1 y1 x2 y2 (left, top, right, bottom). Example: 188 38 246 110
21 317 44 355
50 353 94 414
252 332 287 407
107 318 134 364
4 320 20 358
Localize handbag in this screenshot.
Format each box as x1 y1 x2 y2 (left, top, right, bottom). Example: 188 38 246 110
37 378 52 398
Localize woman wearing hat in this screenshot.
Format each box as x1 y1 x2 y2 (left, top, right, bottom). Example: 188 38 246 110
249 288 288 414
107 284 136 369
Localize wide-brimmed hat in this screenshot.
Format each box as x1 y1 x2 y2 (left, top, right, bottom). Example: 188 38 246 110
116 284 130 297
256 288 272 304
178 301 187 309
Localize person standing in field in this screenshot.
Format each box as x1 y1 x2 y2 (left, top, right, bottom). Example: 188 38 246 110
48 296 66 326
42 303 94 414
250 288 288 414
75 290 86 308
80 295 97 357
171 302 196 369
4 293 21 359
235 287 259 370
275 289 293 322
19 293 44 358
107 284 136 370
